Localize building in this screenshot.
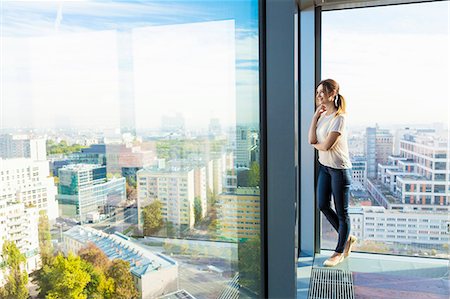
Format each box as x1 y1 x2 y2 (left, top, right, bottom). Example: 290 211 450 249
0 134 46 161
235 126 254 168
57 164 126 223
217 187 260 240
349 206 450 248
0 201 39 285
193 166 207 218
105 144 155 176
208 118 222 136
350 156 367 186
365 127 393 178
137 167 196 231
0 158 59 221
375 131 449 208
63 226 178 299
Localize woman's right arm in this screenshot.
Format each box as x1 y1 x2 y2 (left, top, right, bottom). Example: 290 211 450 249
308 105 325 144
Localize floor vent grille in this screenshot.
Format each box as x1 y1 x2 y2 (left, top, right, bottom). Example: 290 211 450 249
308 268 355 299
217 273 240 299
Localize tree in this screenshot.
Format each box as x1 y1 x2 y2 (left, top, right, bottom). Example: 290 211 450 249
126 181 137 201
37 253 91 299
107 259 138 299
207 188 218 221
238 236 261 295
82 261 114 299
165 221 176 238
142 200 163 236
248 162 260 188
0 241 29 299
208 219 220 236
78 243 110 272
38 210 54 267
194 197 203 225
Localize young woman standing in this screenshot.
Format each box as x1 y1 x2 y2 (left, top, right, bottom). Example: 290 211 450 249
308 79 357 267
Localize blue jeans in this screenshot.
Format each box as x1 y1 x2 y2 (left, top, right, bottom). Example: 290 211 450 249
317 163 352 253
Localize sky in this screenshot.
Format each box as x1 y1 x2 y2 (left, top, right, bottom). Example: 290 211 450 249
0 0 448 131
322 1 449 127
0 0 259 130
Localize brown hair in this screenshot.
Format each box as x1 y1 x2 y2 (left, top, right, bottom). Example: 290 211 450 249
317 79 346 116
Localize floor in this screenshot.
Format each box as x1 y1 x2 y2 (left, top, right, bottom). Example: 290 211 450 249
297 251 450 299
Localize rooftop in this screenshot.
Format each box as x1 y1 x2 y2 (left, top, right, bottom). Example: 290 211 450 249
64 226 177 278
60 163 103 171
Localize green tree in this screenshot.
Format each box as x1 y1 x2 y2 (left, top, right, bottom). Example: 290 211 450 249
82 261 114 299
248 162 260 188
107 259 138 299
78 243 110 272
46 140 86 155
208 219 220 236
38 210 54 266
126 181 137 201
37 253 91 299
142 200 163 236
0 241 29 299
238 236 261 295
165 221 176 238
207 188 218 221
194 197 203 225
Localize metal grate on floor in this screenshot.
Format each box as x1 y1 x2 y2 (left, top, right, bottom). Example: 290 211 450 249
217 273 240 299
308 268 355 299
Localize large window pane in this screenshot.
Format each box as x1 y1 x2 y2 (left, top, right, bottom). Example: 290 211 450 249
321 1 449 258
1 1 261 298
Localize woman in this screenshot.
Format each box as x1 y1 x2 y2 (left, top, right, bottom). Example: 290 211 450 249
308 79 357 267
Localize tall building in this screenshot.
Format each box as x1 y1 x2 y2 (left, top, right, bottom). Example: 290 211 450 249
235 126 253 168
0 158 59 221
217 187 260 240
57 164 126 223
0 134 46 161
63 226 178 299
372 131 449 208
194 167 207 219
365 127 393 178
0 200 39 284
137 167 196 231
350 156 367 187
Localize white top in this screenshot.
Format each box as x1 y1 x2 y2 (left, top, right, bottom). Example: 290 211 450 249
316 112 352 169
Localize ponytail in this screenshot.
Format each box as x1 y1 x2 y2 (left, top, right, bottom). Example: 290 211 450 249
335 94 346 116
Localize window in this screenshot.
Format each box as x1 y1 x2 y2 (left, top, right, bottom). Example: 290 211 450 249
2 0 261 297
321 1 449 258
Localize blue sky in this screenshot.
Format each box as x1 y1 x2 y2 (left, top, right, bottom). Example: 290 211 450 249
1 0 448 130
1 0 260 130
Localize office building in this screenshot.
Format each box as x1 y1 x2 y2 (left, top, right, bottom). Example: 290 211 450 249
365 127 393 178
57 164 126 223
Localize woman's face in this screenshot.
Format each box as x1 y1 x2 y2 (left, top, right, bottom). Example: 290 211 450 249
316 84 335 106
